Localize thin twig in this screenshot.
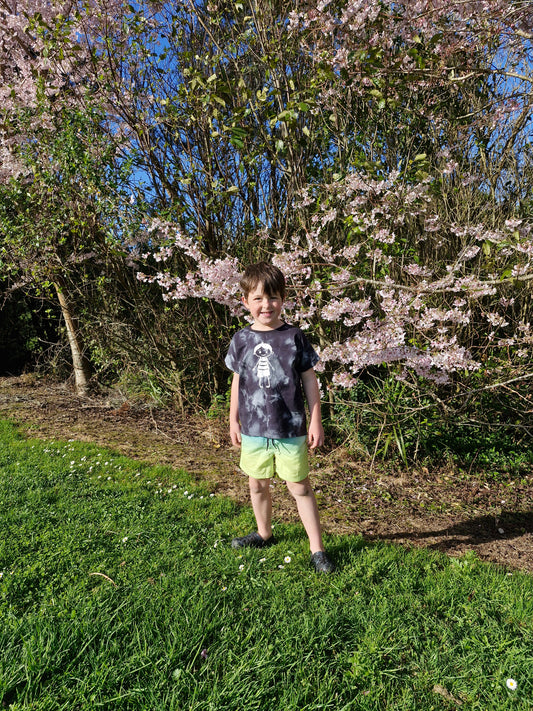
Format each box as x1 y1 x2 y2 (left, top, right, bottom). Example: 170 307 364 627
89 572 117 587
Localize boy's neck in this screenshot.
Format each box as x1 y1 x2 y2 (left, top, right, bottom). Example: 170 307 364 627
250 319 284 331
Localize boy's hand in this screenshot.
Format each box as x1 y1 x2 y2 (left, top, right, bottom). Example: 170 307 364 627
230 422 242 447
308 421 324 450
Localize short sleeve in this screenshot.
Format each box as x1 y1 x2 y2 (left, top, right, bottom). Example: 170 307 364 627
295 331 319 372
225 335 239 373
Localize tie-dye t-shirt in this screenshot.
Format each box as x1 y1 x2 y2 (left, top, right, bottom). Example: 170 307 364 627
225 323 319 439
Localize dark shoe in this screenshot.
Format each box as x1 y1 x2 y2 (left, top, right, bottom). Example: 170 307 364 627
310 551 335 573
231 531 275 549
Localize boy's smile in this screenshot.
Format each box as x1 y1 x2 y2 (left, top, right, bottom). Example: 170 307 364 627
243 284 284 330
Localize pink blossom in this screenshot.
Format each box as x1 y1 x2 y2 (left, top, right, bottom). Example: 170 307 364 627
404 264 433 278
511 264 530 278
461 246 481 261
321 298 372 326
505 219 522 230
486 313 509 328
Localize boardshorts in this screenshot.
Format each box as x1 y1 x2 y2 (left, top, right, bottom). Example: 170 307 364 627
239 434 309 483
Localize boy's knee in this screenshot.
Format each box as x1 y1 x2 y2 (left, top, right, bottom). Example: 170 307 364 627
286 478 313 498
249 476 270 495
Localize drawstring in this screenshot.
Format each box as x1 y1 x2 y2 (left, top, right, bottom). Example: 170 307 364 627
265 438 280 452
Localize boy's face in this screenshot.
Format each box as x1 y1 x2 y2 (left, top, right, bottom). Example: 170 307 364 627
243 283 284 330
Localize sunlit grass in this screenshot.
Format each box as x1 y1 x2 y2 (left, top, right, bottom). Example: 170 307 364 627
0 419 532 710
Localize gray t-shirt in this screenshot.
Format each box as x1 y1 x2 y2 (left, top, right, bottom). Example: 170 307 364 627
225 323 319 438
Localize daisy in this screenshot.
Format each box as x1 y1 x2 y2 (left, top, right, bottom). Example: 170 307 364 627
284 556 292 564
506 678 517 691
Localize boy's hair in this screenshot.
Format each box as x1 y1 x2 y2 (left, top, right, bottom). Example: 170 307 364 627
240 262 286 300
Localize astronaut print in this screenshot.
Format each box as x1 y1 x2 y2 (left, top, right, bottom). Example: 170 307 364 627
253 343 273 388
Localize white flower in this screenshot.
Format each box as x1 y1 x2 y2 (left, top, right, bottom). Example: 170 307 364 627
239 564 245 571
259 558 266 563
122 536 128 543
506 678 517 691
284 556 292 564
278 565 284 569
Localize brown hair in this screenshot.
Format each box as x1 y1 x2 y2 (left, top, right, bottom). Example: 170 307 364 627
240 261 286 300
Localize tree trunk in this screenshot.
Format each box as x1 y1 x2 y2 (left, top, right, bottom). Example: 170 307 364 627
54 282 91 396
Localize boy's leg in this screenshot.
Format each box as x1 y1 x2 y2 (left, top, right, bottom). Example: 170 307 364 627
285 477 324 554
249 476 273 541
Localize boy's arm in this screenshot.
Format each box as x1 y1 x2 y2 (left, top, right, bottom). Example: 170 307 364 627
229 372 242 446
301 368 324 449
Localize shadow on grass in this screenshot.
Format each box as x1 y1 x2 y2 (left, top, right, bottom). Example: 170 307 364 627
370 509 533 551
309 510 533 574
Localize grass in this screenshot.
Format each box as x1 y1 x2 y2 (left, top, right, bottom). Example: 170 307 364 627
0 419 532 710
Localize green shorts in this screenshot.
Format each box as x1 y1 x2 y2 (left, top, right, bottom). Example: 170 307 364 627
240 435 309 483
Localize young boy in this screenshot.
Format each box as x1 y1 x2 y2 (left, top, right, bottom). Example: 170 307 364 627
225 261 334 573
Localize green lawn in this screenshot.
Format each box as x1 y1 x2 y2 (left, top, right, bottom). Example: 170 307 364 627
0 419 531 710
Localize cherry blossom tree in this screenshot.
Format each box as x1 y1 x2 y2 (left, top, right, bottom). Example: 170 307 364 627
138 0 533 452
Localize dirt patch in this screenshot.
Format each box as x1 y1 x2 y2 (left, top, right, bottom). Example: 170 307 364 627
1 374 532 574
